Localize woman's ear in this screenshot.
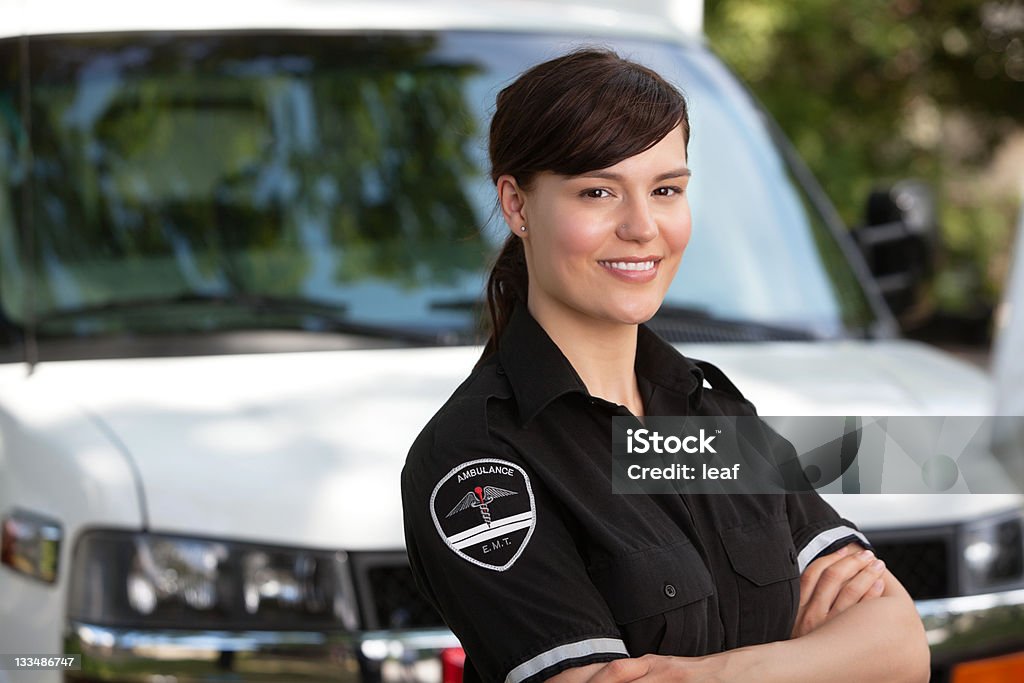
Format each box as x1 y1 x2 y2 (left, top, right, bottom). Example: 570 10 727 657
496 174 529 237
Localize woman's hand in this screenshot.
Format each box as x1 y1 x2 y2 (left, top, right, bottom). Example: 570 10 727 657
791 543 886 638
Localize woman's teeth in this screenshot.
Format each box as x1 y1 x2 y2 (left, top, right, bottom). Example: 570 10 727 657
600 260 656 271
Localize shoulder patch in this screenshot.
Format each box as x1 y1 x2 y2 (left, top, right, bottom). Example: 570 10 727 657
429 458 536 572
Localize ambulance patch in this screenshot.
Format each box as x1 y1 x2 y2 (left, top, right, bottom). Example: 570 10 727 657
430 458 536 571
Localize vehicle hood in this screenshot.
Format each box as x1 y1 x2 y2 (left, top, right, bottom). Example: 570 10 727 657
26 338 1015 549
26 346 473 550
683 338 1020 528
682 338 994 417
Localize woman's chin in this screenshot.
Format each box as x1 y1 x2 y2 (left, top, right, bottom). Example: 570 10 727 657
604 304 661 327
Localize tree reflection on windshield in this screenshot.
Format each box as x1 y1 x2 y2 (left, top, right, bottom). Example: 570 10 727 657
0 31 880 359
21 33 488 340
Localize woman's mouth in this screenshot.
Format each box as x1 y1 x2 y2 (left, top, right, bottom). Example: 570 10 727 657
598 260 656 271
597 258 661 282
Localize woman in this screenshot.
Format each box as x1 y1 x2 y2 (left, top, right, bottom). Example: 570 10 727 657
401 49 929 683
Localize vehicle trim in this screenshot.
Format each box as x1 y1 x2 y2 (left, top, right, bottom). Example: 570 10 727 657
64 621 460 682
919 588 1024 666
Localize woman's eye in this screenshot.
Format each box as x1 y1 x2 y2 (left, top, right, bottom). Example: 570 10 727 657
653 186 685 197
581 188 611 199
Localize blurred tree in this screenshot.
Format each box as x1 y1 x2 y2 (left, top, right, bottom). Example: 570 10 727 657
706 0 1024 335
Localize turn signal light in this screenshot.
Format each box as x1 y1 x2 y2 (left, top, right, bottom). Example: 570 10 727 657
1 509 62 583
952 652 1024 683
441 647 465 683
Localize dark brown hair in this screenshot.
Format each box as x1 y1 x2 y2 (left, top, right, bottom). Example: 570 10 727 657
479 48 690 362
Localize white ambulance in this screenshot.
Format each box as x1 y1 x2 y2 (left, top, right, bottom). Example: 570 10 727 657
1 2 1022 682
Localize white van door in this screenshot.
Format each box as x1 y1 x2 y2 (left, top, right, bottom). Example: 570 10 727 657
992 196 1024 485
994 198 1024 416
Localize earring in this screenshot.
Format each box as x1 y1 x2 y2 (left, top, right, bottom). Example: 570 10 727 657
520 225 527 232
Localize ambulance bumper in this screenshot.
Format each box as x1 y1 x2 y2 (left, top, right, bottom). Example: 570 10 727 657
64 621 460 682
918 588 1024 666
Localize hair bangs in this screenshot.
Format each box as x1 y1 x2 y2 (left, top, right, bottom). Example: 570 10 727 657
553 72 687 177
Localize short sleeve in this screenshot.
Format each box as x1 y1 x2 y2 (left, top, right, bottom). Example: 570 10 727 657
401 427 628 683
731 403 875 575
759 421 874 573
786 491 873 574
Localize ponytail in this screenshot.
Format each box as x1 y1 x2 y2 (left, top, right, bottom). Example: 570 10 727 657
478 233 528 365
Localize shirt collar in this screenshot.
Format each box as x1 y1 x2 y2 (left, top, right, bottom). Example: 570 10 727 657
497 304 705 426
635 323 706 403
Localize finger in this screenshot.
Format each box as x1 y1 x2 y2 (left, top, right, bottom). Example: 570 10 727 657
830 557 886 613
798 544 856 598
802 549 879 620
585 657 651 683
792 567 886 639
793 544 871 635
798 544 856 607
799 543 861 587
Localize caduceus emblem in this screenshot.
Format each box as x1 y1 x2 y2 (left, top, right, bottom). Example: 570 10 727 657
446 486 518 526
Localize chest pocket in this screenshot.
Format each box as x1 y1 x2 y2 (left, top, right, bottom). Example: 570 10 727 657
719 517 800 646
588 539 714 657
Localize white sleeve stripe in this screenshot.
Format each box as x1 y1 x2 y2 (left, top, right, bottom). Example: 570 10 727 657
797 526 870 573
504 637 629 683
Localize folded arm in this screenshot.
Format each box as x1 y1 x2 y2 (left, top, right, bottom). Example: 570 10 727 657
549 558 929 683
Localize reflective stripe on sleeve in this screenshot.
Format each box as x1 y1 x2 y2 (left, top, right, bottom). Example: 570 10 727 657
504 637 629 683
797 526 870 574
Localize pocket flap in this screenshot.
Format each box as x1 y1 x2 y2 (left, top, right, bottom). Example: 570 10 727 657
588 539 713 624
720 518 799 586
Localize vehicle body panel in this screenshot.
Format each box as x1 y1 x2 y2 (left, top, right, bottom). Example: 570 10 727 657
0 0 703 42
4 339 1012 549
994 201 1023 418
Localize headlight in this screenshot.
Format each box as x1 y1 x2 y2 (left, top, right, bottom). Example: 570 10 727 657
959 511 1024 595
68 530 358 630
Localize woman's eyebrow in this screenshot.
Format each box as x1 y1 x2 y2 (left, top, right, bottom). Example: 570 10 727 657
568 168 692 182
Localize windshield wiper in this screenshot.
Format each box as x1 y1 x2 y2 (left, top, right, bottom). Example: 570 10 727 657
32 293 445 345
427 298 818 341
429 297 486 312
648 304 818 342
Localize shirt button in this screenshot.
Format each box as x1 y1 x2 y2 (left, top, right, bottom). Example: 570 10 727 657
663 583 677 598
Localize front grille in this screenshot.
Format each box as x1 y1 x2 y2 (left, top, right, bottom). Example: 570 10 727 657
351 552 445 630
872 534 954 600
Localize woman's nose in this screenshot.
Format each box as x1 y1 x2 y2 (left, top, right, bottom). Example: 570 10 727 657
615 198 659 242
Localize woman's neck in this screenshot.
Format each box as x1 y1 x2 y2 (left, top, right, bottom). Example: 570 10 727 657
528 300 644 416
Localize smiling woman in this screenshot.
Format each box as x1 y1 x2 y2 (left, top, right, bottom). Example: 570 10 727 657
496 126 692 415
400 48 930 683
503 128 692 334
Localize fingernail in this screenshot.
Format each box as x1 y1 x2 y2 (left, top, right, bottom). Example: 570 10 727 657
859 549 875 559
871 559 885 571
872 579 884 592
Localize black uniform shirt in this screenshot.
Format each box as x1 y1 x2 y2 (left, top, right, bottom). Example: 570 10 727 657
401 305 870 683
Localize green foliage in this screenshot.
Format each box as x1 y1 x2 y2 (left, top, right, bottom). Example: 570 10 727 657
706 0 1024 319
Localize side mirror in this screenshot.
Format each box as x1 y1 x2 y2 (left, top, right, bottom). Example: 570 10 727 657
852 180 938 318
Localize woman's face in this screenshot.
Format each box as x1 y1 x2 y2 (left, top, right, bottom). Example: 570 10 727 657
512 125 692 329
